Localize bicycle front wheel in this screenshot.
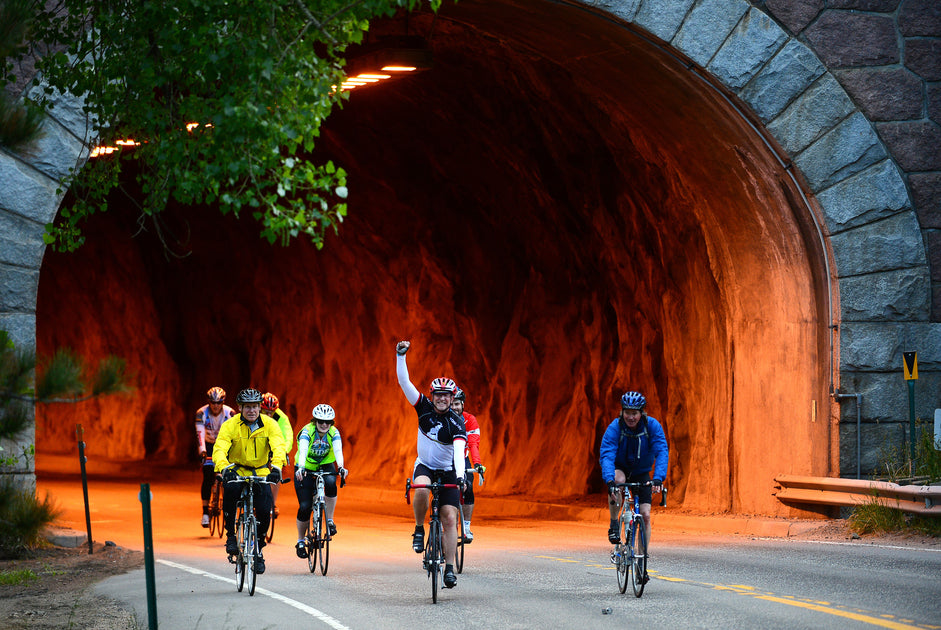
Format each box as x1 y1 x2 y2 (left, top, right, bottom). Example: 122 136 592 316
235 508 246 592
307 526 318 574
428 520 442 604
210 482 223 538
247 515 258 596
456 517 465 574
318 503 330 576
616 515 629 593
631 516 647 598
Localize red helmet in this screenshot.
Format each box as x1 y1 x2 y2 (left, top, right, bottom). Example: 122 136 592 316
429 377 457 395
261 392 279 412
207 387 226 403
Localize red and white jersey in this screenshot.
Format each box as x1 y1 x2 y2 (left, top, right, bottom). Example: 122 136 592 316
463 411 481 465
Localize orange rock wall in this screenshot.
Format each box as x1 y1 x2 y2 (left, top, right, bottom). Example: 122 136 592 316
36 0 834 515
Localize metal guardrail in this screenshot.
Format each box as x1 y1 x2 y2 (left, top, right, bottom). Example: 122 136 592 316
774 475 941 516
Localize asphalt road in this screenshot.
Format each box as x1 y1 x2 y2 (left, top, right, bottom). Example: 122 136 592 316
39 472 941 630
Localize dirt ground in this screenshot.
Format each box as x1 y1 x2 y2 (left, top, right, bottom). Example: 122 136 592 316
0 542 143 629
1 520 938 630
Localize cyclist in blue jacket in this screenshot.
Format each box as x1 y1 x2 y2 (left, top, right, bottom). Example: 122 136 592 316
599 391 668 549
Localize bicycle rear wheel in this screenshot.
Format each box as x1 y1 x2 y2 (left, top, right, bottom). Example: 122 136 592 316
318 504 330 576
247 515 258 596
631 516 647 598
616 515 629 593
456 517 465 574
428 520 442 603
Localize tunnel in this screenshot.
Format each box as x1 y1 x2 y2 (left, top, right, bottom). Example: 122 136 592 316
35 0 834 517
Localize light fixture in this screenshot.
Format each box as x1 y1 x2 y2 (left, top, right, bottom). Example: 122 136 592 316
341 35 432 91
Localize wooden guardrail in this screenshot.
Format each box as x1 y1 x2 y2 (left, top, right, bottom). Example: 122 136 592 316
774 475 941 516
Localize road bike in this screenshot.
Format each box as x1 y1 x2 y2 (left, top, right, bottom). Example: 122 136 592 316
208 477 224 538
455 468 484 574
226 475 276 596
406 477 462 603
299 468 344 576
610 481 666 597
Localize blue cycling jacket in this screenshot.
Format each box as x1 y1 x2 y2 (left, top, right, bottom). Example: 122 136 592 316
599 415 668 483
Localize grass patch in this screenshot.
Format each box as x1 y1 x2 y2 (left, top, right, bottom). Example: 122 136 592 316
0 568 38 585
849 421 941 538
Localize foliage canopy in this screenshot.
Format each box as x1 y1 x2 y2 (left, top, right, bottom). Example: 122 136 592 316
11 0 437 251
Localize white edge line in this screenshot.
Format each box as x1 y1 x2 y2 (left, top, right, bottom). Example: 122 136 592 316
156 559 351 630
757 538 941 552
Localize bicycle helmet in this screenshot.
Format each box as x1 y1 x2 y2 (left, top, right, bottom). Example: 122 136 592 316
312 403 336 423
429 377 457 395
620 391 646 410
453 388 465 403
207 387 226 403
261 392 279 412
236 388 263 404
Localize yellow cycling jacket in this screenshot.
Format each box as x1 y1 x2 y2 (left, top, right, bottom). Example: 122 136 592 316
212 413 287 475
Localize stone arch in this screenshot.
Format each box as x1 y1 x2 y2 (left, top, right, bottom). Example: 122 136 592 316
2 0 937 510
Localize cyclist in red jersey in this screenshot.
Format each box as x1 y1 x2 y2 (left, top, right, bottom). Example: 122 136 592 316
396 340 467 589
450 388 486 542
261 392 293 518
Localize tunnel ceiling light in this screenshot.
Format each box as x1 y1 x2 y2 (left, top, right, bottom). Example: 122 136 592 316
340 35 432 92
90 122 213 159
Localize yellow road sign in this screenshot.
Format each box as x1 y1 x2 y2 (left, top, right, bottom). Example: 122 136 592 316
903 351 918 380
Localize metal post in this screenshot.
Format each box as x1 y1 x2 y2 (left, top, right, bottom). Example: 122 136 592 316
908 380 916 466
75 424 93 554
140 483 158 629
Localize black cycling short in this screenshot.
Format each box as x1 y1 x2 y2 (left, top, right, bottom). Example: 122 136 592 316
413 463 461 510
617 470 653 505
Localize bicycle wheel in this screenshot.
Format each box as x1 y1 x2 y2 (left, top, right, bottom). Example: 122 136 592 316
316 503 329 575
616 515 629 594
456 517 465 574
209 482 222 537
235 508 246 592
631 516 647 598
428 520 442 604
306 526 318 574
247 515 258 596
265 507 275 543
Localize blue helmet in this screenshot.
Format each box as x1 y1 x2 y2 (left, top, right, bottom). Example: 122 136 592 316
620 391 646 410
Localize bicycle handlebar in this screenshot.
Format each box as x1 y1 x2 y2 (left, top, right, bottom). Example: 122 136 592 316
405 478 463 504
298 467 347 487
613 481 668 507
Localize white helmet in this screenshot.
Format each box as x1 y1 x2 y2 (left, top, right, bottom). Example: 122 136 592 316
312 404 336 422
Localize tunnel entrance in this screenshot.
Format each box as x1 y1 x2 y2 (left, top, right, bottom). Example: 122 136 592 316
36 0 833 516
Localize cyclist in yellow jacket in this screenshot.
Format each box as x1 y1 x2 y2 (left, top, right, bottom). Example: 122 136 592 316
213 388 287 574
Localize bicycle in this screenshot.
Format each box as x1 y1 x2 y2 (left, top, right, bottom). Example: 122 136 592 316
208 477 224 538
406 477 463 604
455 468 484 574
265 457 291 543
226 475 276 596
298 468 345 576
610 481 666 597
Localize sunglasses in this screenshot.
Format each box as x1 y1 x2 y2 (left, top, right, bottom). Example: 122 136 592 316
316 419 333 425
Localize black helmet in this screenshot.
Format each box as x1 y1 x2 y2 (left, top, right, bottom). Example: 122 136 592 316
453 388 465 403
236 388 263 404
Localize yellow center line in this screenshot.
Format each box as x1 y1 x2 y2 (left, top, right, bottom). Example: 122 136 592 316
536 554 932 629
754 596 923 630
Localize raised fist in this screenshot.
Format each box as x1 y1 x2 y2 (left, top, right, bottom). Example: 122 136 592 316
396 340 411 356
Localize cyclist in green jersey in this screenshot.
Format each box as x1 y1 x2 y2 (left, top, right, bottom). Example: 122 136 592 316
293 404 348 558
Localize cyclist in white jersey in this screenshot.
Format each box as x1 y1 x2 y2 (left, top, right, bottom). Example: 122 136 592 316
396 340 466 589
195 386 236 527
